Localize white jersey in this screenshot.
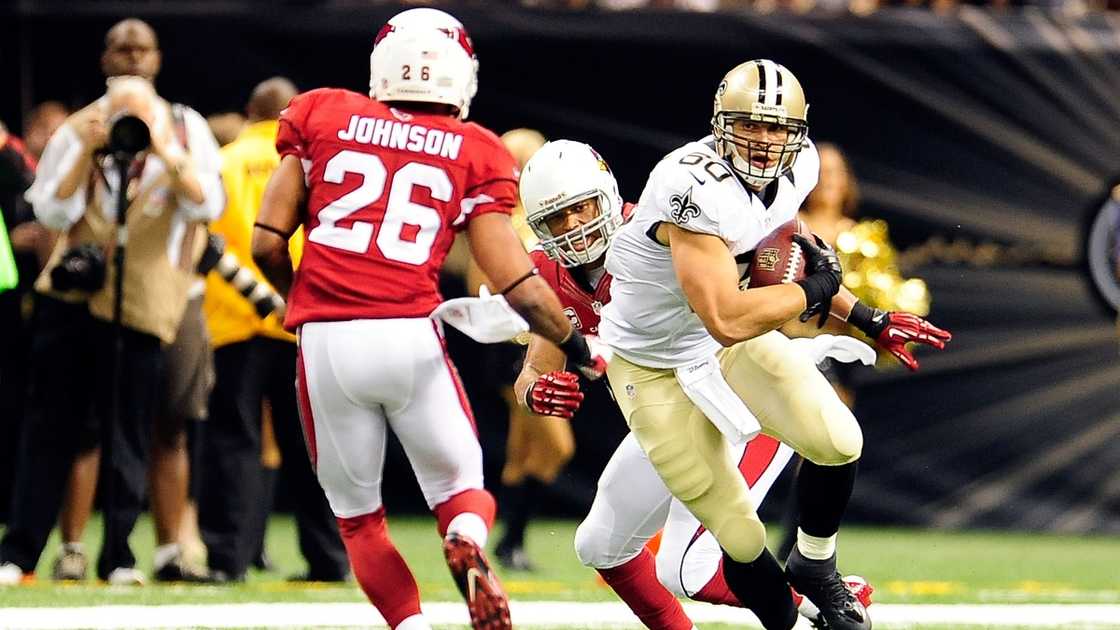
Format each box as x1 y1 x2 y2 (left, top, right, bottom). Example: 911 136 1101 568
599 136 820 368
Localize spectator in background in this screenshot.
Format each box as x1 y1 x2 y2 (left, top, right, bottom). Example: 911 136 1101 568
0 18 223 586
207 112 247 148
0 121 36 239
199 77 348 583
23 102 69 162
10 103 67 273
43 19 219 585
0 121 37 523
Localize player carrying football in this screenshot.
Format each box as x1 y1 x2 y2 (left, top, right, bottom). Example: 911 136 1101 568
251 9 606 630
515 140 875 629
595 60 951 630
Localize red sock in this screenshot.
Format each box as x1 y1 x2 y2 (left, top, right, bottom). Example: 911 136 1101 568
692 557 742 607
598 548 694 630
433 488 497 536
337 508 422 629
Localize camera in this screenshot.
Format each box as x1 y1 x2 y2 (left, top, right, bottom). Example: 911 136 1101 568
199 234 286 319
50 243 107 292
106 113 151 155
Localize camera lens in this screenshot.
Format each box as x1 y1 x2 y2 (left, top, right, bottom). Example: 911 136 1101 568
107 114 151 155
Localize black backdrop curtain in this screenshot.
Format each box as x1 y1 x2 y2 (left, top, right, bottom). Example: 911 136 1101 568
4 2 1118 532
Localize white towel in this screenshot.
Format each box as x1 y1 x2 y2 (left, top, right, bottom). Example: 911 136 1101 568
674 355 762 446
429 285 529 344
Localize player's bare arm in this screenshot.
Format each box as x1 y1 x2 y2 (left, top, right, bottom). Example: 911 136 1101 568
516 334 567 396
252 154 305 297
513 333 584 419
466 212 577 347
668 223 810 346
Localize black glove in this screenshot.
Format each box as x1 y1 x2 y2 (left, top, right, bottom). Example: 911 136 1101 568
793 233 842 328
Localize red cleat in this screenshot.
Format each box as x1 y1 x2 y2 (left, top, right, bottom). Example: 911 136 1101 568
442 533 512 630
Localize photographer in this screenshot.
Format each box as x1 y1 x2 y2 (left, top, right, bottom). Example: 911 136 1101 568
0 61 222 584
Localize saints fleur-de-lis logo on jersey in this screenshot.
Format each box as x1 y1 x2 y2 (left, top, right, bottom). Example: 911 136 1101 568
669 187 702 225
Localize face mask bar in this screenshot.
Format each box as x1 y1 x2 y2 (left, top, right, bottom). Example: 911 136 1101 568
528 190 621 268
712 112 807 182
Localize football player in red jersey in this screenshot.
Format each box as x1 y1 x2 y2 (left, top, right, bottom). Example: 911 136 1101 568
513 140 876 630
251 10 605 630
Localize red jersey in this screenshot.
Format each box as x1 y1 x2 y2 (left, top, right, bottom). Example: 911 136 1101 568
529 203 634 335
277 88 518 329
531 249 611 335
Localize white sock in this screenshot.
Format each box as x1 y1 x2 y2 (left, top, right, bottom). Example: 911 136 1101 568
796 529 836 560
394 613 433 630
62 542 84 554
446 512 489 547
153 543 181 570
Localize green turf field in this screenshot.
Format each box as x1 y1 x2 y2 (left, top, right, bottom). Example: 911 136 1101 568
1 513 1117 612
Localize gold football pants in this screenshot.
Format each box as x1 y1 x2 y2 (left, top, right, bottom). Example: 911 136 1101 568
606 330 862 563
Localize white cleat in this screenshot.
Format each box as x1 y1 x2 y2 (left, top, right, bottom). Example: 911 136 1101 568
106 567 146 586
0 562 24 586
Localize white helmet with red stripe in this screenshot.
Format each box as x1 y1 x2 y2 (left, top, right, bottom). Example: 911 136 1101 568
369 8 479 119
520 140 624 268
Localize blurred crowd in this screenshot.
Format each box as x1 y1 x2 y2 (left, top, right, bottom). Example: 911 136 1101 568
499 0 1119 16
0 19 347 586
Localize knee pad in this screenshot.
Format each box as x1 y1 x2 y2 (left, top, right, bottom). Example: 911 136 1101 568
710 513 767 564
573 519 605 568
646 439 713 503
574 519 643 569
809 400 863 466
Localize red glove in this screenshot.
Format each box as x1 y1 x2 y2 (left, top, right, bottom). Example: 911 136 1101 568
871 311 952 371
524 371 584 418
849 302 952 371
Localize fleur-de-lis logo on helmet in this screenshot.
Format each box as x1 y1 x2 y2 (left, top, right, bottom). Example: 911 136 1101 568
669 187 702 225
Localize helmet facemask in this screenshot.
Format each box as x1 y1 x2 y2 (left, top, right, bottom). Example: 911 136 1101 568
528 192 622 268
712 109 808 189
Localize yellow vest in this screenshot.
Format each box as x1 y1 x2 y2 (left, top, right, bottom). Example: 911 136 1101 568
203 120 303 348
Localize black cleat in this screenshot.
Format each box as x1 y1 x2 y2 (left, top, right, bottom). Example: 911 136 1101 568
495 544 535 572
153 557 212 583
786 548 871 630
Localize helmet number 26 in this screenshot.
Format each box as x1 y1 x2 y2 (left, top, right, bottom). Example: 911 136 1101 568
307 149 451 265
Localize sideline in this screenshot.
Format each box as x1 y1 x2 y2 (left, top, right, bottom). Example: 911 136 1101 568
3 601 1120 628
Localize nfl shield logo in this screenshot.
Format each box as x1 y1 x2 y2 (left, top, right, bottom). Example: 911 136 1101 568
625 384 636 399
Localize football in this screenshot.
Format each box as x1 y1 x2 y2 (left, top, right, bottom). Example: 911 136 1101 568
745 218 812 288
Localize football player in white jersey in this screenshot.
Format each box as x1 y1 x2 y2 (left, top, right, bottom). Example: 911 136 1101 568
599 59 950 630
517 141 877 630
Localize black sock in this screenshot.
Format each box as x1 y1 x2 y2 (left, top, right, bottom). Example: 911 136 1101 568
796 460 857 538
722 548 798 630
777 457 803 560
498 477 542 551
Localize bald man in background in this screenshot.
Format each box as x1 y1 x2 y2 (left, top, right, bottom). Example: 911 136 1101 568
1 18 223 585
39 18 219 585
199 78 348 583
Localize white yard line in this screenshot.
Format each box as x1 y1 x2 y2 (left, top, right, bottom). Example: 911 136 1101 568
2 601 1120 628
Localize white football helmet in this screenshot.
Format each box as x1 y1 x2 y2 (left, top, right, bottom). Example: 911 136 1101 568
520 140 624 267
369 8 478 119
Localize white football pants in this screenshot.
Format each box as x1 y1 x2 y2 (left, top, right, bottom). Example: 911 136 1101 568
575 430 792 591
296 318 484 518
